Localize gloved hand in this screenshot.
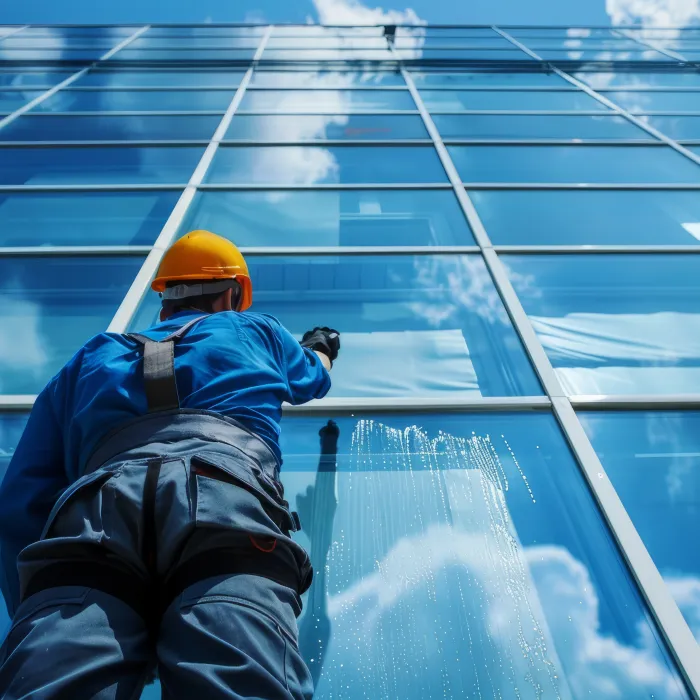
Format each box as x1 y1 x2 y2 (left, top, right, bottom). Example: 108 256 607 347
301 327 340 365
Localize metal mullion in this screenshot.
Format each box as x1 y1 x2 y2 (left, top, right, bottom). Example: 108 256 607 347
495 244 700 253
219 139 435 147
493 25 700 700
236 245 482 256
107 25 273 334
630 111 700 116
22 110 225 116
597 87 700 92
613 28 688 62
235 109 420 115
461 182 700 189
427 110 612 115
571 395 700 409
494 26 700 173
0 26 29 41
409 86 580 92
443 139 660 146
244 85 409 91
0 140 212 147
0 25 151 133
0 394 553 415
0 246 152 256
0 183 186 192
63 85 245 92
197 182 454 190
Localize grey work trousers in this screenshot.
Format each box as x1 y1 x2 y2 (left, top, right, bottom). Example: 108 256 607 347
0 411 314 700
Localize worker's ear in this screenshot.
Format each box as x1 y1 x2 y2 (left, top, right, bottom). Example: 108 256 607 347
212 288 234 314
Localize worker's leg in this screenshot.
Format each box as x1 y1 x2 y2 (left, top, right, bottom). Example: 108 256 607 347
0 585 153 700
158 574 313 700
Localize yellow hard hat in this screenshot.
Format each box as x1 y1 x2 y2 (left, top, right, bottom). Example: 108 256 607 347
152 230 252 311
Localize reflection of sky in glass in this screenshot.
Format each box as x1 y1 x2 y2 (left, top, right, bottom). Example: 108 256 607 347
580 410 700 643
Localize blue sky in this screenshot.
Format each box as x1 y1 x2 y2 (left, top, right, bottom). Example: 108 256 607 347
0 0 642 27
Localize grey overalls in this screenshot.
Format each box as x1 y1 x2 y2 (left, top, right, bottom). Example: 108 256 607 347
0 315 314 700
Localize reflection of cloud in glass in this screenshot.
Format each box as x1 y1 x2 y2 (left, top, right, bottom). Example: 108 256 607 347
0 279 48 392
666 576 700 642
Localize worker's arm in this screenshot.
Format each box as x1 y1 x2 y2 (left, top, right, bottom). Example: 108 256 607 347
0 380 67 616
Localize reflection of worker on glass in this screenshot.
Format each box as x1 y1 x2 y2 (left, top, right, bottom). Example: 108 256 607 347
297 420 340 689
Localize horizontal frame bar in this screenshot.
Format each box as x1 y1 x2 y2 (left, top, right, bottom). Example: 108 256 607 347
0 245 152 256
571 395 700 409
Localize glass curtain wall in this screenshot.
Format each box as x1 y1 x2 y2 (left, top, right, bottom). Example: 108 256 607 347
1 22 699 700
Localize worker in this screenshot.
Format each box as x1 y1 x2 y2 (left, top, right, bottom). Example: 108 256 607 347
0 230 340 700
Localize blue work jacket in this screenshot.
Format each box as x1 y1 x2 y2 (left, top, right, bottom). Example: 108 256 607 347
0 310 330 615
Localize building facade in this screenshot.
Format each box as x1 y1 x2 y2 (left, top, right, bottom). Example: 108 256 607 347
0 22 699 699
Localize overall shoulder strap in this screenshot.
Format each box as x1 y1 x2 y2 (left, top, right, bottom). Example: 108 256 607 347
127 314 210 413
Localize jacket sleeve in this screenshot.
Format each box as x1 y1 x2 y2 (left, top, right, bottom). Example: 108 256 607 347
0 379 67 617
273 321 331 405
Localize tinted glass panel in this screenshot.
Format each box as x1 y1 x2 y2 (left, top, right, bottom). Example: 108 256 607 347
180 190 474 247
642 115 700 139
0 49 106 61
449 145 700 183
535 49 670 61
207 146 446 184
114 49 256 61
420 89 608 111
504 254 700 395
402 49 532 60
146 27 267 37
1 37 115 49
0 71 73 88
35 90 234 112
434 113 649 139
225 114 428 141
77 70 245 87
250 71 405 87
130 37 258 49
579 410 700 642
0 146 204 185
266 37 388 48
0 90 45 111
603 90 700 112
471 190 700 245
509 28 618 38
3 115 220 141
133 255 541 397
261 49 394 60
524 38 642 49
0 191 179 246
409 71 570 87
0 256 143 393
239 90 415 112
577 71 700 88
274 411 689 699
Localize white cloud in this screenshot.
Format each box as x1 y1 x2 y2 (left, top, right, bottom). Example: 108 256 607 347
606 0 700 32
311 0 423 26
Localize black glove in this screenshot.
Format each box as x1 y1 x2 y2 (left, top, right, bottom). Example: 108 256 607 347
301 327 340 365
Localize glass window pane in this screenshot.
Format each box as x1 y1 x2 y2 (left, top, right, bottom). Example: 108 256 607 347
471 190 700 245
409 71 571 87
420 89 608 111
239 89 415 112
77 70 245 87
642 115 700 140
250 70 405 87
21 26 138 38
0 49 106 61
180 190 474 247
534 49 670 61
275 411 688 699
130 36 258 49
261 49 395 60
0 146 204 185
603 90 700 112
3 114 220 141
0 191 179 246
145 27 267 37
206 146 446 184
577 71 700 88
406 37 514 48
133 254 541 397
406 49 532 61
0 71 74 88
434 114 649 140
509 28 618 38
1 37 115 49
267 37 388 48
504 254 700 395
579 410 700 642
449 145 700 183
524 38 642 49
113 48 256 61
0 90 45 111
225 114 428 141
35 89 234 113
272 26 382 36
0 256 143 393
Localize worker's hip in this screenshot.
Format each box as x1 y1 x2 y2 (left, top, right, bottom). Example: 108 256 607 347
15 410 312 623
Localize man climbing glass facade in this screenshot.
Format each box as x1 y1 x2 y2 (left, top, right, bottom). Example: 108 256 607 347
0 22 699 700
